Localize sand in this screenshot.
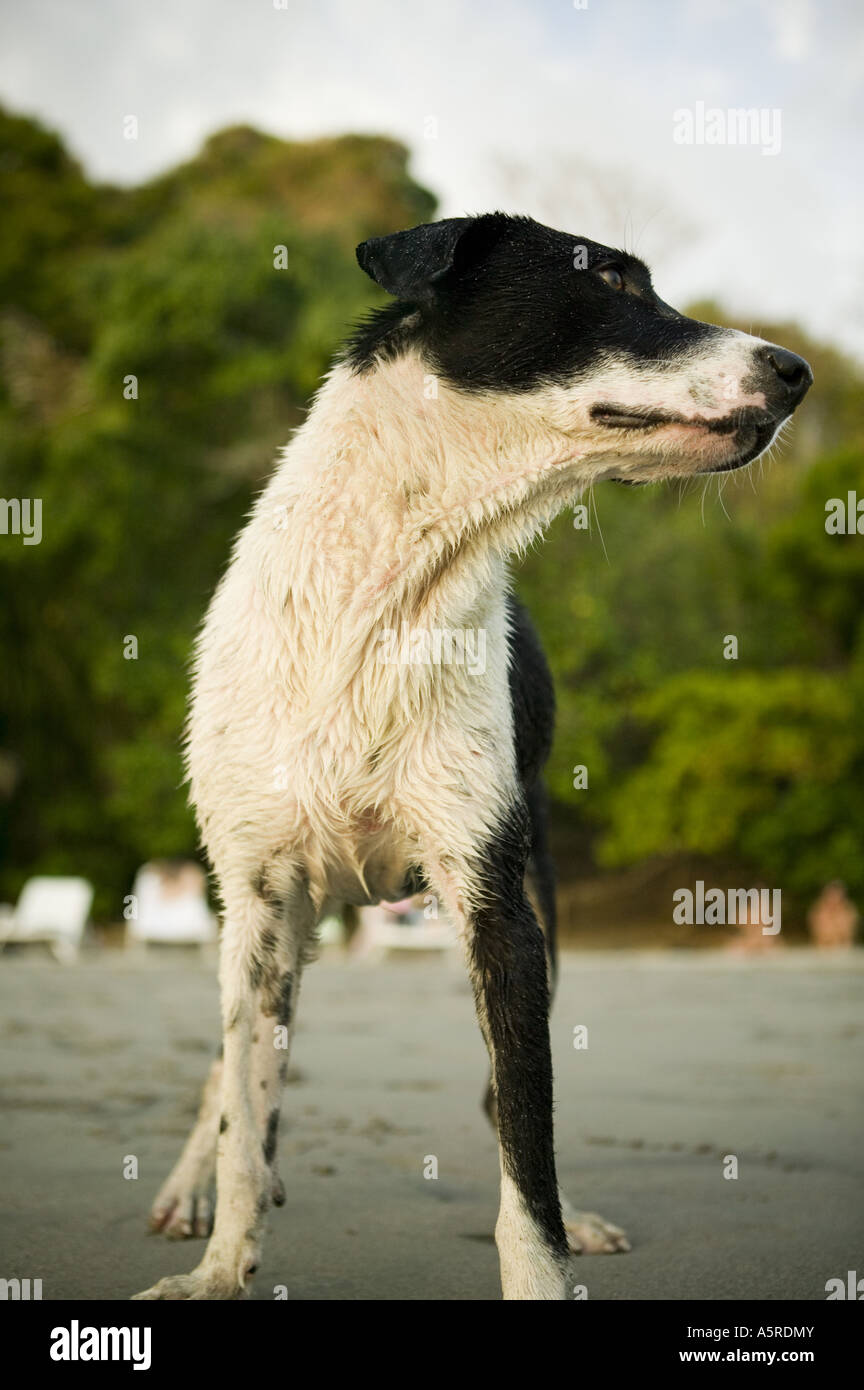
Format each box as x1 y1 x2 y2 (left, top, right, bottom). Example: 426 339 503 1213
1 946 862 1300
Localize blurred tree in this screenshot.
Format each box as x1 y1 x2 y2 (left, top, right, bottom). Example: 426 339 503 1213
518 435 864 907
1 104 862 922
0 108 433 916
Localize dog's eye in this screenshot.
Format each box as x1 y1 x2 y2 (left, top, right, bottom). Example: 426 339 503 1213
598 266 624 291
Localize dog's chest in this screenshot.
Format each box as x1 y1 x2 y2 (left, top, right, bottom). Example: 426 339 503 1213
188 402 520 894
190 561 515 893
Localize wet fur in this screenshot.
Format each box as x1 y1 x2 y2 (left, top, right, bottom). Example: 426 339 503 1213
135 214 811 1301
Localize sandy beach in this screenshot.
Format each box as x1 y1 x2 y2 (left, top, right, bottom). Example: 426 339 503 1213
1 947 862 1301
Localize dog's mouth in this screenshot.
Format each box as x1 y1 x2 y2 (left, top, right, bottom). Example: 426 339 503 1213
591 401 748 436
592 402 783 482
591 404 678 432
697 419 780 475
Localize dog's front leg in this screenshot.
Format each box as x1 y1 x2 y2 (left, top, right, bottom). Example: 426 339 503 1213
134 877 310 1300
148 1054 222 1239
427 804 571 1300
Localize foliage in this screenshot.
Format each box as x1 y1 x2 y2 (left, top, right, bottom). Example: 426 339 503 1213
1 105 862 917
0 108 433 914
518 443 864 903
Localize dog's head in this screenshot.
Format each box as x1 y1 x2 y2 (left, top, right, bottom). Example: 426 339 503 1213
353 214 811 485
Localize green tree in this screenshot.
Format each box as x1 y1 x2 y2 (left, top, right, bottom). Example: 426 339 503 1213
0 109 434 916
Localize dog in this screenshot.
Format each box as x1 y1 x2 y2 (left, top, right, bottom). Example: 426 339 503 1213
134 213 812 1301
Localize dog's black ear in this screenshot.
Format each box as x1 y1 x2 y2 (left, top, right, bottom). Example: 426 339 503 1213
356 217 477 300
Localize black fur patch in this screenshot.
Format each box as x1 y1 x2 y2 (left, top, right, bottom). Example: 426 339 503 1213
398 864 427 899
505 594 558 978
524 781 558 986
251 866 284 914
506 595 555 787
469 802 568 1258
349 213 718 393
263 1108 280 1165
219 1114 229 1135
482 1077 498 1131
248 915 280 996
261 969 293 1025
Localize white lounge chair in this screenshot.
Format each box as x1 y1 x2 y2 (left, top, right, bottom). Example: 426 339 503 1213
0 876 94 963
353 899 458 959
126 860 217 948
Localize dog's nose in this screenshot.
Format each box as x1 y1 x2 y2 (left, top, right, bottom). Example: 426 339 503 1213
759 345 813 408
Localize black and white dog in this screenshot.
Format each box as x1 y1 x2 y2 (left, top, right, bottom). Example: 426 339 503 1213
135 214 811 1301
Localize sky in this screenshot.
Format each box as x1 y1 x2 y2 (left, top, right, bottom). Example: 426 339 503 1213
2 0 862 357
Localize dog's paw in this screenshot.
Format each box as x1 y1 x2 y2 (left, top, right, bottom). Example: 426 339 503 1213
149 1171 283 1238
148 1182 214 1240
131 1265 248 1301
564 1210 630 1255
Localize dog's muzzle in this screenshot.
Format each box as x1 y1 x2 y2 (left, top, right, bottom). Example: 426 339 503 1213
599 340 813 480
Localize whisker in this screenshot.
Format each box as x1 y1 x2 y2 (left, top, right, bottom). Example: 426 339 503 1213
588 482 610 564
717 472 732 523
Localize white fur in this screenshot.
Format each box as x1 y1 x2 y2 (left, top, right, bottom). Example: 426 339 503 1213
496 1172 570 1300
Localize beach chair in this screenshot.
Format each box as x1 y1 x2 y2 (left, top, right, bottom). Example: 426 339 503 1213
126 860 217 948
0 876 94 963
353 898 459 959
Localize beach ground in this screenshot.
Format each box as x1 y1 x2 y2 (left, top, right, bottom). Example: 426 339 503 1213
1 946 862 1301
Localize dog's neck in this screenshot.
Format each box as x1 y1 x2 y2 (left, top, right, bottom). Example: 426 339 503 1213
257 352 589 629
